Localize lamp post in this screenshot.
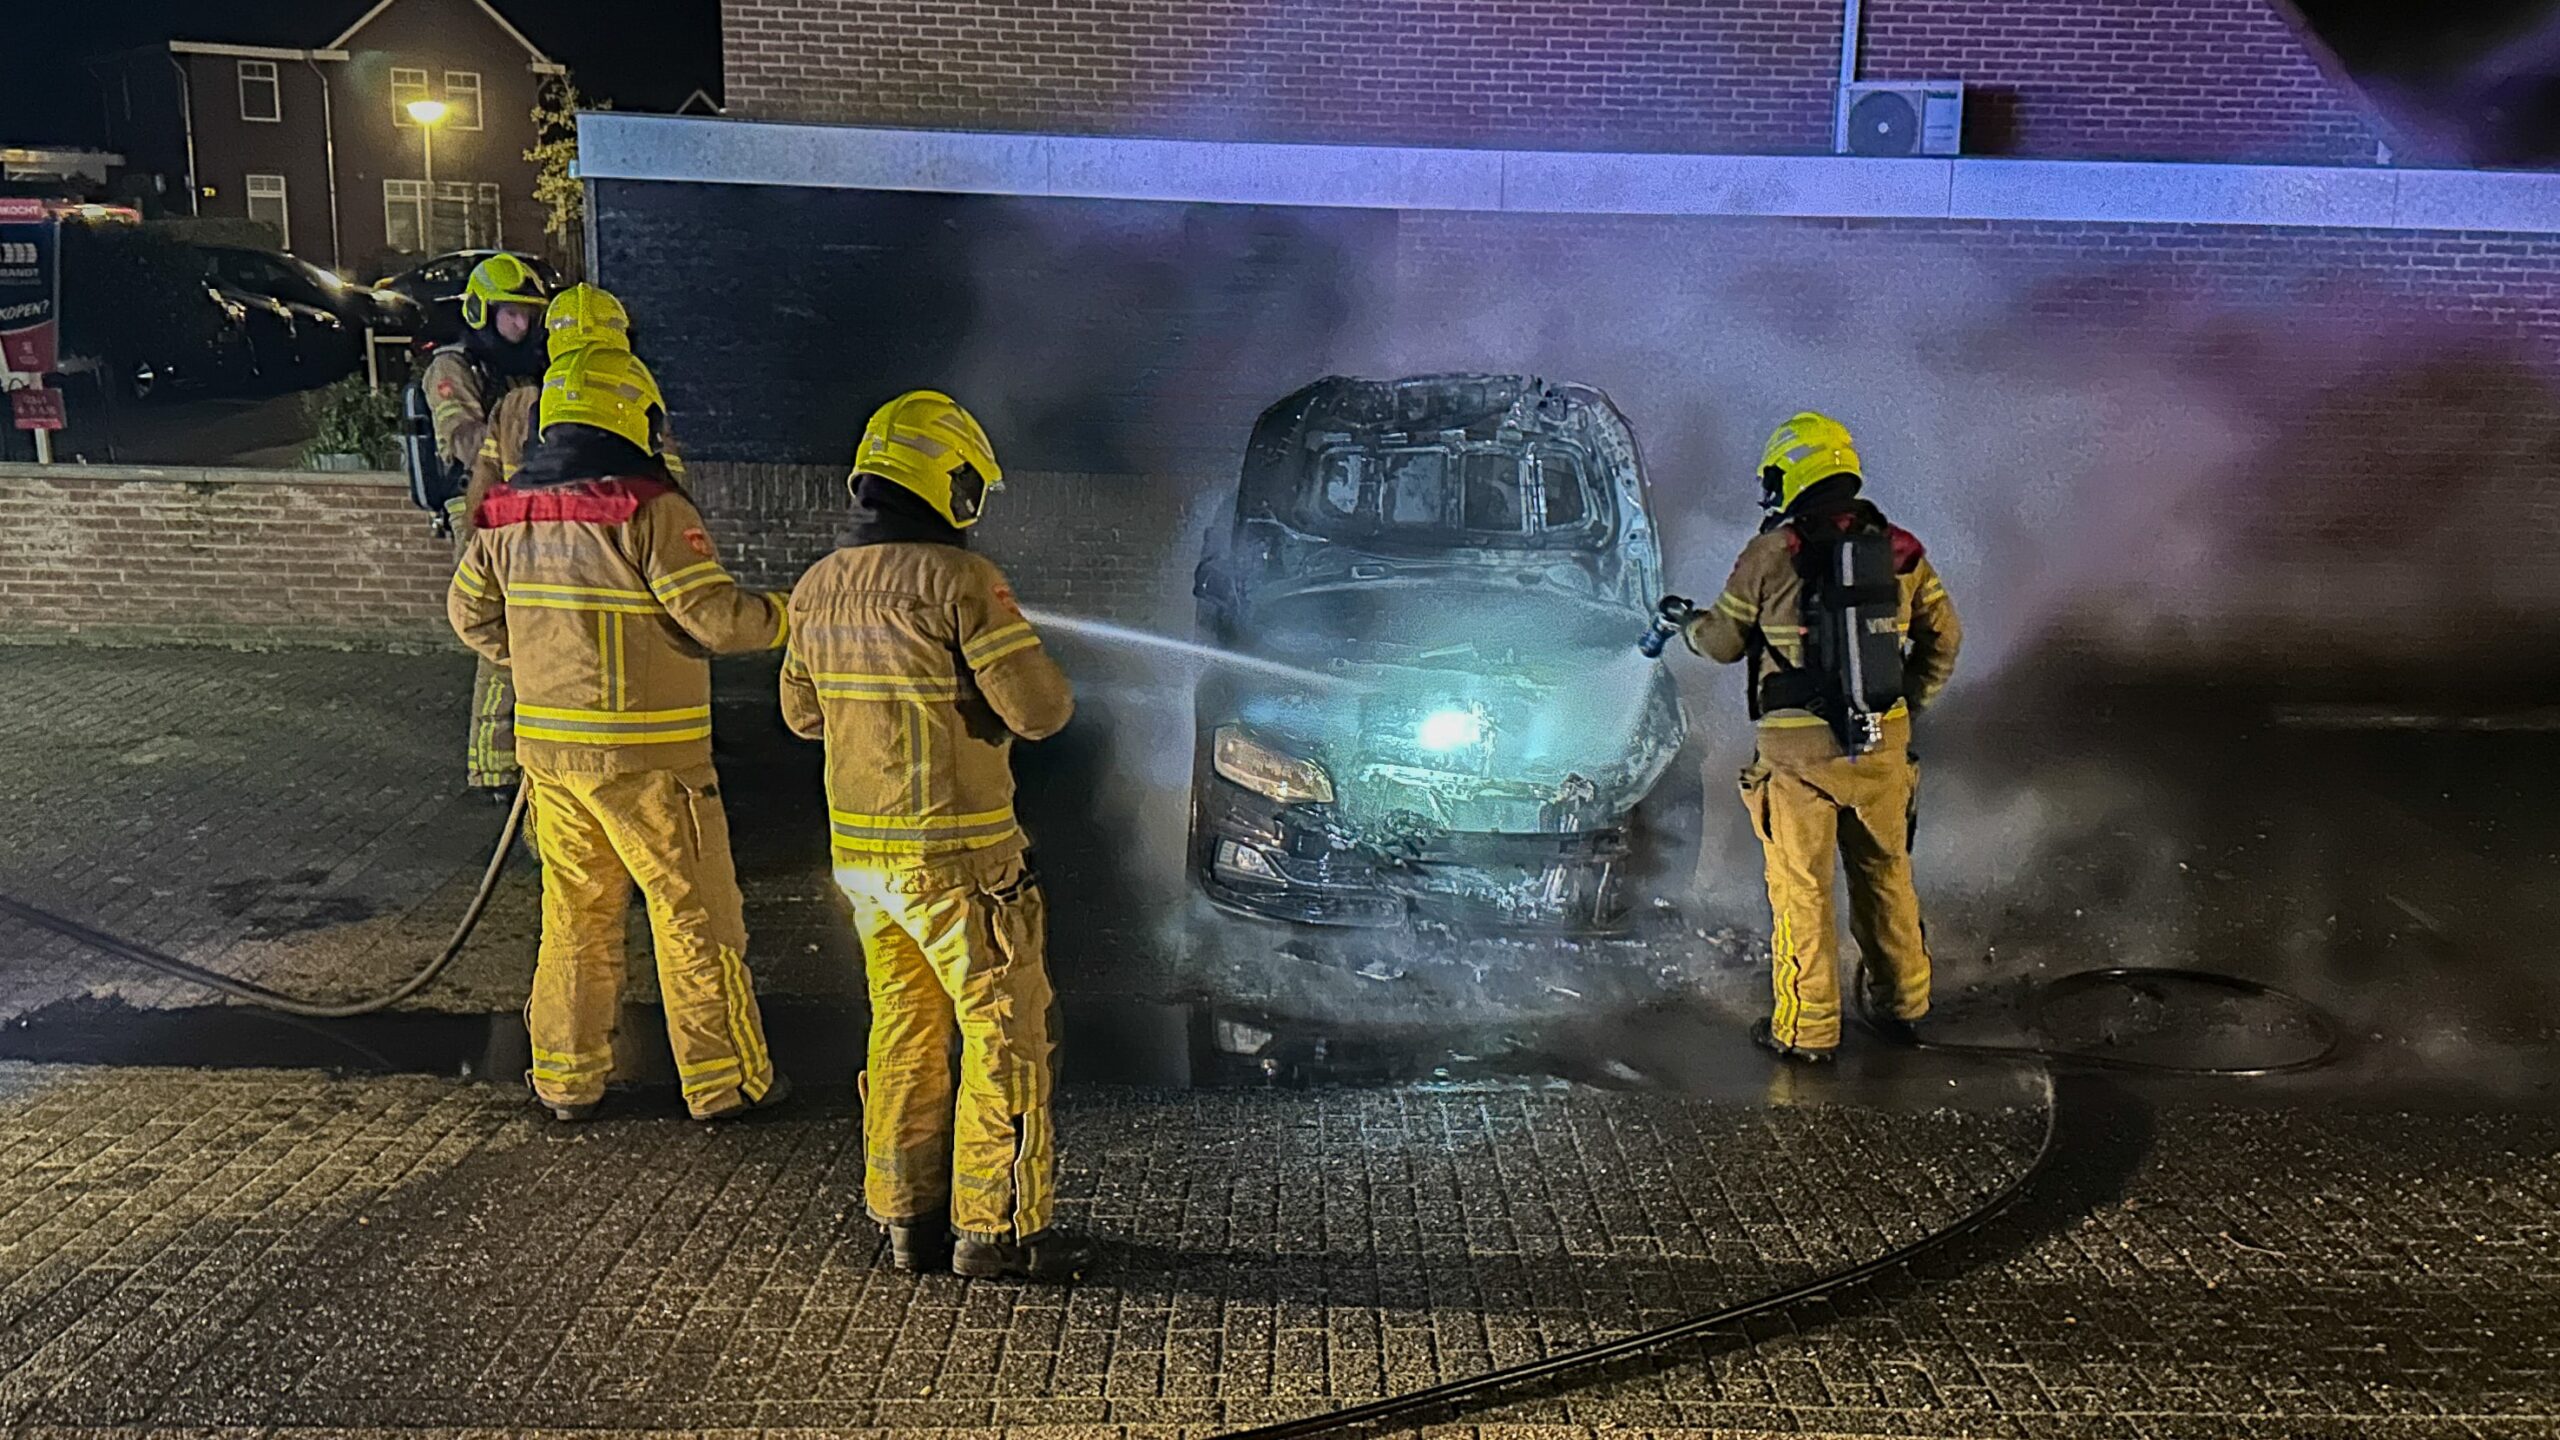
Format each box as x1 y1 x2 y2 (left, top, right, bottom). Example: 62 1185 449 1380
406 98 448 248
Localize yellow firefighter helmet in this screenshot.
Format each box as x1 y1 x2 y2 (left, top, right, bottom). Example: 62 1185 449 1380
852 389 1004 528
459 252 551 330
544 283 629 358
539 345 664 455
1759 411 1862 511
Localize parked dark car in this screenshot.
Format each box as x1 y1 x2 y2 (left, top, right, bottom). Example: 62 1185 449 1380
1189 374 1688 931
192 246 374 384
127 284 259 399
376 250 562 344
196 244 422 337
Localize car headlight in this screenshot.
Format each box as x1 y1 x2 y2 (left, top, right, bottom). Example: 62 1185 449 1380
1416 706 1483 752
1213 725 1334 804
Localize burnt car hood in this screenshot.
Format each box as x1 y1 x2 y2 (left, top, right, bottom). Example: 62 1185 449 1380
1226 577 1685 838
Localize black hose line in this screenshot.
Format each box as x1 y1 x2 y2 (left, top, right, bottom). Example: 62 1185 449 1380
0 784 528 1019
1216 966 2340 1440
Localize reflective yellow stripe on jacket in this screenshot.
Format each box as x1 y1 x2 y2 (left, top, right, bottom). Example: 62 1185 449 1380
810 671 964 703
828 805 1022 858
962 621 1040 668
649 561 733 605
508 582 663 615
515 703 715 745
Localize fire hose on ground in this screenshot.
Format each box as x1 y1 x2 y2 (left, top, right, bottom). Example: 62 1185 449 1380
0 784 2336 1440
0 784 529 1019
1218 967 2339 1440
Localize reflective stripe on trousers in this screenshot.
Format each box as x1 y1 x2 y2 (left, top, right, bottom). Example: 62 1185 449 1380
1738 745 1932 1052
451 519 518 787
466 656 518 787
523 760 776 1117
835 850 1057 1244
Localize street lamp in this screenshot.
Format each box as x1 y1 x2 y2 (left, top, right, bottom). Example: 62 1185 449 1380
407 98 449 186
406 99 449 250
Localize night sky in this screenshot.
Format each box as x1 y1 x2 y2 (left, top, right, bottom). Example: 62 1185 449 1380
2 0 722 147
3 2 2554 161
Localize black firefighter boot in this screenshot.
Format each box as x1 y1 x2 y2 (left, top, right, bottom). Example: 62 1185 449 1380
884 1221 952 1274
1751 1018 1836 1065
953 1230 1093 1283
1854 967 1923 1048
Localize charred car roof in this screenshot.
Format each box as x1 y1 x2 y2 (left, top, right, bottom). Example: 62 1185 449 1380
1239 373 1646 543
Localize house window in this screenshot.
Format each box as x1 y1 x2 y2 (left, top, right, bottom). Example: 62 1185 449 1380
430 183 469 251
424 182 503 250
245 174 290 247
390 68 429 125
443 71 484 130
384 179 428 252
238 60 281 123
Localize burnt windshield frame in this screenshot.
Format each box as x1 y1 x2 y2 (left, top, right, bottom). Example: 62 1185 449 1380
1296 439 1609 551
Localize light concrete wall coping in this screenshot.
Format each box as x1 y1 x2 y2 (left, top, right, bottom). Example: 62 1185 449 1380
0 463 407 489
579 112 2560 236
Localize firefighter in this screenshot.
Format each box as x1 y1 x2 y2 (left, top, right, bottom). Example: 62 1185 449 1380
447 342 792 1122
466 283 633 510
425 253 552 797
1676 412 1962 1062
778 391 1081 1281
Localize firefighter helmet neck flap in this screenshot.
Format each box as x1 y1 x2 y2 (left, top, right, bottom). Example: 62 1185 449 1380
851 390 1004 529
1759 411 1862 515
461 253 552 376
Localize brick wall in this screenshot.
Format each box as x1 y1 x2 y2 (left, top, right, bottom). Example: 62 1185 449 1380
1861 1 2379 164
0 467 451 648
721 0 2378 163
689 462 1206 629
0 459 1196 646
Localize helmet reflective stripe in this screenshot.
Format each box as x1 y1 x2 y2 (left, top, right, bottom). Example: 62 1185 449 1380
545 283 629 358
462 253 551 330
1759 411 1861 511
849 389 1005 529
540 345 663 455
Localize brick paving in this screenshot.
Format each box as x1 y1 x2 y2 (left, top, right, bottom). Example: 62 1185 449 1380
0 646 878 1019
1 648 2557 1438
0 1064 2539 1437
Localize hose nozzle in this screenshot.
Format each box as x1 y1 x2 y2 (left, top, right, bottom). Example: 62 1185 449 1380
1638 595 1697 659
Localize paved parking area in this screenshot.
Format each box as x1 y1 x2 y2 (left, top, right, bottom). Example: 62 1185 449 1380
0 1064 2542 1438
1 645 2556 1437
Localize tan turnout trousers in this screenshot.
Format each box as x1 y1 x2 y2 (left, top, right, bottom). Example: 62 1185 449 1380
835 849 1057 1244
1738 723 1932 1052
524 760 778 1117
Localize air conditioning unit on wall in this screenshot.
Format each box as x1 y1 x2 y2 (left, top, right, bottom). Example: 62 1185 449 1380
1836 82 1966 157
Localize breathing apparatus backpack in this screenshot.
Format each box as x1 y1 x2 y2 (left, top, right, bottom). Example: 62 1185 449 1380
1753 509 1907 755
401 346 485 538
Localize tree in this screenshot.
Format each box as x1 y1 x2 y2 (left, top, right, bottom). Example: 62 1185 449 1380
528 76 606 277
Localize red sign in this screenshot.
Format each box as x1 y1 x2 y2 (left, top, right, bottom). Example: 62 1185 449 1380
9 388 64 431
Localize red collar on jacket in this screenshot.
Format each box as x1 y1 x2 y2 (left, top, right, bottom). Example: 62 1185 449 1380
1779 510 1928 574
473 477 674 530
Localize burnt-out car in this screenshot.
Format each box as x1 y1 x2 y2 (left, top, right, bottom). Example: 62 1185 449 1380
1190 374 1688 930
